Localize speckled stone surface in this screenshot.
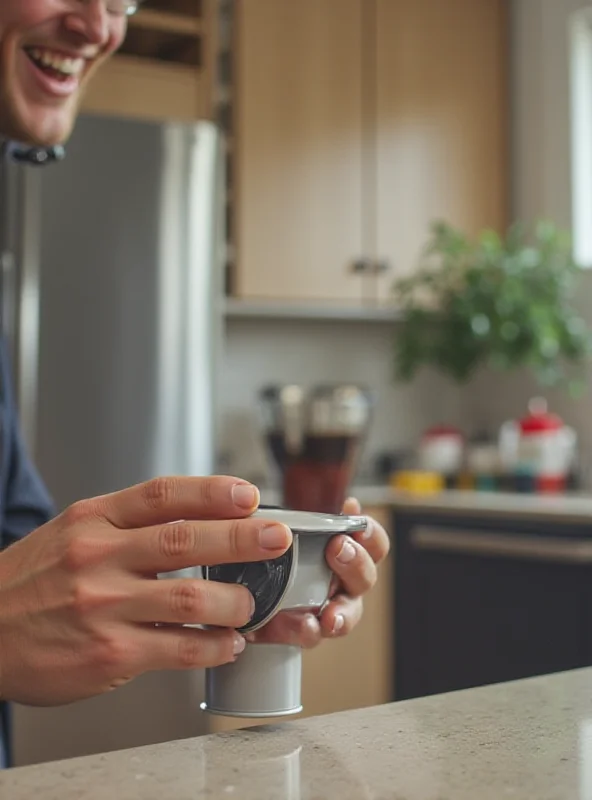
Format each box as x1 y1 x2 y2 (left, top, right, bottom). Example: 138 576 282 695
3 668 592 799
261 485 592 522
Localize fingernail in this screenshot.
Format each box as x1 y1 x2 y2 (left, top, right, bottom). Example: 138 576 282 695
332 614 345 635
259 523 291 550
336 538 356 564
233 634 246 655
232 483 259 510
360 520 373 540
345 496 360 512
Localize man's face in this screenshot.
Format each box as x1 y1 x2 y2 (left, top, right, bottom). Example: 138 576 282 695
0 1 127 147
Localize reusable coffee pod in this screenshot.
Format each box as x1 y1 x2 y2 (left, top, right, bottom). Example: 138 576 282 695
200 507 367 718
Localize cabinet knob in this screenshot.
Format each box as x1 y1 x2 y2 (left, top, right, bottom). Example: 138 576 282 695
350 258 373 274
373 259 392 275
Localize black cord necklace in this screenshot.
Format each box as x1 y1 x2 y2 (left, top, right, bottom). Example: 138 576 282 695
0 141 65 166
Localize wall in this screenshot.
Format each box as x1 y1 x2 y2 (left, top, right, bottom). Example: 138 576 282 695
511 0 583 227
218 318 467 484
466 0 592 475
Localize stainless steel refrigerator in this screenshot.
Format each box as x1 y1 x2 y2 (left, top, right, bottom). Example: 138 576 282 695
0 114 225 765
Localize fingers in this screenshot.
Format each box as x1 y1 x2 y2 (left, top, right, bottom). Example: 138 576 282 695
245 611 322 649
117 516 292 574
122 578 255 628
351 515 390 566
123 625 247 674
342 496 362 516
324 535 377 598
342 497 391 566
318 594 363 638
246 595 365 647
84 476 261 529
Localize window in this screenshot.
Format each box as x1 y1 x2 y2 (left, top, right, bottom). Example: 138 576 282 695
570 7 592 267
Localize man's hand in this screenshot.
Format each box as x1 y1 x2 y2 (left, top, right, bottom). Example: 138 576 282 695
0 476 291 707
246 497 390 647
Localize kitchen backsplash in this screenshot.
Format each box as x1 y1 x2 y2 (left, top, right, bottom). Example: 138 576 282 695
217 317 468 485
217 273 592 489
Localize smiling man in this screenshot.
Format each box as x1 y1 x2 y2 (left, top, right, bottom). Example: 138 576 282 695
0 0 390 772
0 0 131 146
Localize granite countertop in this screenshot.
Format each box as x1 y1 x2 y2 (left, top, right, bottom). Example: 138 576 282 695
3 668 592 799
260 485 592 523
353 486 592 522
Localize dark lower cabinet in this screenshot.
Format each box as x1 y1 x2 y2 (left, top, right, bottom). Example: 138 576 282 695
394 511 592 701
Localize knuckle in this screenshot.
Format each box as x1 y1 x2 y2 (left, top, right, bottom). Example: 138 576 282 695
303 633 322 650
235 587 254 626
169 581 206 619
62 499 99 528
62 534 102 573
196 477 215 509
92 633 131 674
159 521 198 560
68 580 103 617
380 535 391 561
177 634 205 668
226 520 245 559
356 567 376 597
366 560 379 588
353 545 377 583
142 477 177 512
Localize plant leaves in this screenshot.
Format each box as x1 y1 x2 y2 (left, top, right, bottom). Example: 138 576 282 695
391 219 592 393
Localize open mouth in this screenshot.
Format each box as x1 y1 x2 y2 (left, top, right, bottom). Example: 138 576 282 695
23 47 86 84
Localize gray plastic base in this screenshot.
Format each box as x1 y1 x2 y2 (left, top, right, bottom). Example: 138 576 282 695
200 703 303 719
203 643 303 718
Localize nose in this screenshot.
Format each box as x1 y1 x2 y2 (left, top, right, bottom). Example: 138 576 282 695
63 0 111 46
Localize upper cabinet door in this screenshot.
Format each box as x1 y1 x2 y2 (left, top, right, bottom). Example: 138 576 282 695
234 0 366 303
374 0 509 301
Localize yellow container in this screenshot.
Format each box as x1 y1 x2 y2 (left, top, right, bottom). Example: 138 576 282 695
390 470 444 494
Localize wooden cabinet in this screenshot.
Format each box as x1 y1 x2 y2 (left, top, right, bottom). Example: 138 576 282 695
82 0 218 123
232 0 509 306
232 0 366 304
299 505 393 717
208 505 393 733
374 0 509 302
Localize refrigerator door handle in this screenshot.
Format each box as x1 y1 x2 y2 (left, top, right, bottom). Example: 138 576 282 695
15 168 43 454
410 525 592 564
1 249 17 345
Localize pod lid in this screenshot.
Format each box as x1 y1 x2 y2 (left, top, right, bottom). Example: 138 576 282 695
253 507 367 535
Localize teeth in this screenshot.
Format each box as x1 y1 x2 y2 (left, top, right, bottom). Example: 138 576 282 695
27 47 84 77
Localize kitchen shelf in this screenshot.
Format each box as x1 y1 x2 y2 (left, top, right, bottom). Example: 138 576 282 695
79 0 217 122
120 21 201 67
118 1 210 69
223 298 403 323
129 9 203 36
82 55 204 122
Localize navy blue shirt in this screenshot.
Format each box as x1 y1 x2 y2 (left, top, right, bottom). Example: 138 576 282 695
0 339 55 768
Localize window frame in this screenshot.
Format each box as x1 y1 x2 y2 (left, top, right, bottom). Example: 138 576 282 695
570 6 592 268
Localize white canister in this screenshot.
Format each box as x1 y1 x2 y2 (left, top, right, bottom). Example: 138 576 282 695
417 426 464 475
499 398 577 479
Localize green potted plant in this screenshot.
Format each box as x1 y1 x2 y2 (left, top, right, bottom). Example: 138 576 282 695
392 220 592 395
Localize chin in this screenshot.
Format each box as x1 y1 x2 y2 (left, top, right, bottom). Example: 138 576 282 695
8 104 77 147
